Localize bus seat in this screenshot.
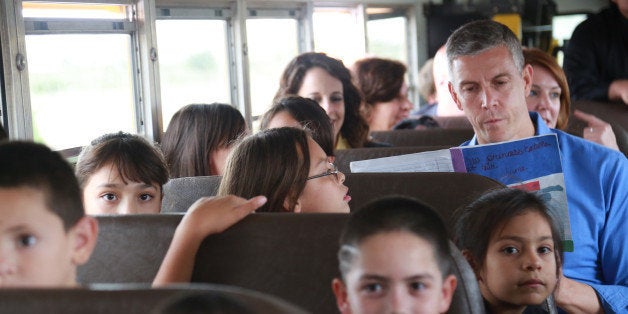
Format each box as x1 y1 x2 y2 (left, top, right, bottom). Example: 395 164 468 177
370 129 474 147
0 283 307 314
78 213 488 314
191 214 487 314
433 115 473 129
191 213 346 314
344 172 506 226
335 146 450 173
161 175 221 213
78 215 181 284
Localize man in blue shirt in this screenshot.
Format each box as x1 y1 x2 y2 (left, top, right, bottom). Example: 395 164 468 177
445 20 627 313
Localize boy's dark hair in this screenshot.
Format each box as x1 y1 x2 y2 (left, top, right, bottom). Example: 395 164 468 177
338 196 452 279
0 141 83 230
76 132 169 194
453 188 563 275
260 96 335 156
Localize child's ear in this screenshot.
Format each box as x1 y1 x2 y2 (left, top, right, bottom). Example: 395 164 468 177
439 274 457 313
69 216 99 266
288 198 302 213
332 278 351 314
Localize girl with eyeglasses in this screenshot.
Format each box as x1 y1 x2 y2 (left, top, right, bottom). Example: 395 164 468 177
219 127 350 213
153 127 350 285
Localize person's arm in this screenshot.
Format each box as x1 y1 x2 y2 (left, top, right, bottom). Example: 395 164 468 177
572 110 619 151
608 79 628 105
153 195 267 286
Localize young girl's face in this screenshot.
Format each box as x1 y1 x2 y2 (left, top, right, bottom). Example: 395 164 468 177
333 231 456 314
479 210 558 311
296 137 350 213
83 163 162 215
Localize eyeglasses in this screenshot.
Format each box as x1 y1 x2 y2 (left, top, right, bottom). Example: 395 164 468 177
306 162 339 181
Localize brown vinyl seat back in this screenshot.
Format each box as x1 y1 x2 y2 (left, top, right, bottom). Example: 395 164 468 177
0 283 308 314
77 213 488 314
78 214 181 284
161 175 222 213
335 146 450 173
370 129 474 147
191 213 346 314
433 115 473 129
193 216 487 314
344 172 506 226
566 100 628 156
77 214 344 313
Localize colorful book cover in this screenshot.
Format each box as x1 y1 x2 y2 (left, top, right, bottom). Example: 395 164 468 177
449 134 573 252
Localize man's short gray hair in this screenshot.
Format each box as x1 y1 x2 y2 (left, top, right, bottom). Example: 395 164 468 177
445 20 524 78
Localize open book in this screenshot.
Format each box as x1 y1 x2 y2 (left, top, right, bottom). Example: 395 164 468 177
350 134 574 252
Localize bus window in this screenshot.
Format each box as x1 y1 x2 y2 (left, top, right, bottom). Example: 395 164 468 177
551 13 587 66
313 7 365 65
246 18 299 118
366 9 407 63
156 19 230 129
23 3 136 151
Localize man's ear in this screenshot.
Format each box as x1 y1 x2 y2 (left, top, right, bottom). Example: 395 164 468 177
332 278 351 314
69 216 98 266
522 63 533 97
439 274 458 314
448 82 463 111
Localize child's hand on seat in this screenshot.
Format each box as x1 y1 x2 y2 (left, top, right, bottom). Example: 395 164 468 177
179 195 267 242
153 195 266 286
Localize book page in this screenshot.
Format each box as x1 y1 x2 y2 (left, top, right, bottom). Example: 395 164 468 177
350 149 454 173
